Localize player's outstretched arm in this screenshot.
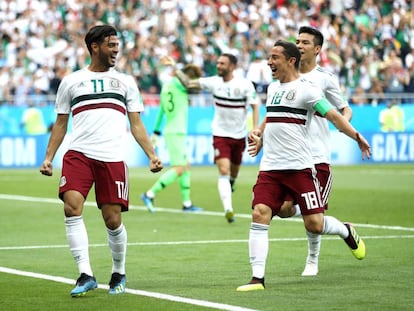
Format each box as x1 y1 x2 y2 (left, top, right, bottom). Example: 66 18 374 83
160 56 201 91
340 106 353 122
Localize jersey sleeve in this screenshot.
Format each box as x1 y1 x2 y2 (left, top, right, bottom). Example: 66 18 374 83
307 82 333 116
324 73 348 110
54 76 72 114
199 76 217 92
245 79 259 106
124 74 144 113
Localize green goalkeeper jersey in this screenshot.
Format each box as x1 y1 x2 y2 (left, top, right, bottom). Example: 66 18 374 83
154 77 189 135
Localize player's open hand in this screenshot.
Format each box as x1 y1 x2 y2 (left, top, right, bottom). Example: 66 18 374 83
40 160 53 176
356 132 372 160
149 157 163 173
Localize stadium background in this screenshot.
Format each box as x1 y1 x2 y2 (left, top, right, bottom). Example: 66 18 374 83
1 0 414 168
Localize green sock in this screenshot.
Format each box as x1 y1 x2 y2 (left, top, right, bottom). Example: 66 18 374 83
150 169 178 194
179 171 191 203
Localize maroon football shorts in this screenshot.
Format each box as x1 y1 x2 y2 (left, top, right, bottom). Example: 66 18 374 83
252 168 325 216
212 136 246 165
59 150 129 211
315 162 332 209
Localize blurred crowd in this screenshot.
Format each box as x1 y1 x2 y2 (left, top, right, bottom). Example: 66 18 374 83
1 0 414 108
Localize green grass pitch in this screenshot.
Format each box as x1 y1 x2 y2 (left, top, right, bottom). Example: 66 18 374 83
0 164 413 311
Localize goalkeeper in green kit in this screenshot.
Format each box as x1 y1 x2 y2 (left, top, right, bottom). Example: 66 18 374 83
141 64 204 212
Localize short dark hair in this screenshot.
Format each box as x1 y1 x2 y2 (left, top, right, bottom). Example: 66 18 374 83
221 53 238 66
298 26 324 47
85 25 118 54
273 40 301 70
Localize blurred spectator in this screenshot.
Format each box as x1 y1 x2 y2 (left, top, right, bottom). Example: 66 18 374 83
246 51 272 94
404 61 414 94
382 52 409 93
0 0 413 107
368 78 386 106
358 55 372 92
405 47 414 69
32 64 53 95
361 0 382 24
0 66 11 104
11 75 31 106
49 66 67 95
0 49 6 68
350 86 367 106
28 87 49 107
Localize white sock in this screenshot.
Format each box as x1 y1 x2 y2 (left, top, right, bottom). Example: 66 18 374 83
65 216 93 276
293 204 301 217
322 215 348 238
146 190 155 199
107 223 127 275
249 222 269 279
218 175 232 212
305 230 321 264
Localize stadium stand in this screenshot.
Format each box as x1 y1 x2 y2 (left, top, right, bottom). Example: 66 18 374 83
0 0 413 107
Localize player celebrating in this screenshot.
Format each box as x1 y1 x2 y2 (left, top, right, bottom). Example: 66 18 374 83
40 25 162 297
277 26 354 276
140 64 204 212
164 53 259 223
237 40 371 291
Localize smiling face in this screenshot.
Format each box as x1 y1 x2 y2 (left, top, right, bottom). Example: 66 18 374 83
216 55 234 79
267 45 295 82
93 35 119 69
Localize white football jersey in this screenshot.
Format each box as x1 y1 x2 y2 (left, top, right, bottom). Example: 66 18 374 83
261 78 332 171
55 67 144 161
301 66 349 164
199 75 258 139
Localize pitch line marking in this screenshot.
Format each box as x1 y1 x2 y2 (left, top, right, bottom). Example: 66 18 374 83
1 194 414 232
1 193 412 310
0 267 258 311
1 235 413 251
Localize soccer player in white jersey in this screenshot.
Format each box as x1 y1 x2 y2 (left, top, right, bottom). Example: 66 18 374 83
163 53 259 223
236 40 371 291
277 26 354 277
39 25 163 297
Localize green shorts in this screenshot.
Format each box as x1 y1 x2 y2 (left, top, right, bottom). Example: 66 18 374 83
164 133 188 166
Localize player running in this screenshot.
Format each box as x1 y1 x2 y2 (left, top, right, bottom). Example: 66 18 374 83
278 26 354 276
163 53 259 223
237 40 370 291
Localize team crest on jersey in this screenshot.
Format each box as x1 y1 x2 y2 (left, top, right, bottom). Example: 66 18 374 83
286 90 296 101
110 79 120 88
59 176 67 187
234 88 241 97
